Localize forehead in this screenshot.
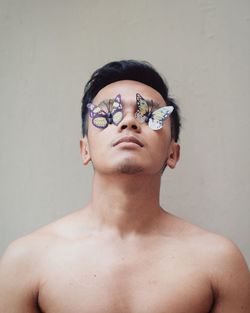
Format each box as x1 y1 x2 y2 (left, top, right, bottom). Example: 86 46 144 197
93 80 166 105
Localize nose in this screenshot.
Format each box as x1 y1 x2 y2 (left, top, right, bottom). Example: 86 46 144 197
118 112 141 132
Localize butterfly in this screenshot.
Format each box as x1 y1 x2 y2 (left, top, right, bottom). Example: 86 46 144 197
135 93 174 130
87 94 123 129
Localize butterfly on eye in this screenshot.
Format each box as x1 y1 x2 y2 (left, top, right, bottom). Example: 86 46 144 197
87 94 123 129
135 93 174 130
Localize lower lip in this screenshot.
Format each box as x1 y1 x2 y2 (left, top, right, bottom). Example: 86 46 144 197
116 141 142 148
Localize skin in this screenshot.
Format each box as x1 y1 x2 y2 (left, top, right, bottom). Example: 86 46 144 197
0 80 249 313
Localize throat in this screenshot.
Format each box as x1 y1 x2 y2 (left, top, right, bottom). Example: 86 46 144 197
89 173 162 237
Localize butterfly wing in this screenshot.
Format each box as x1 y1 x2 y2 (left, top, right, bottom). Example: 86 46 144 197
112 94 122 110
148 106 174 130
135 93 149 123
92 114 108 129
112 111 123 125
87 103 108 129
87 103 103 117
111 94 123 125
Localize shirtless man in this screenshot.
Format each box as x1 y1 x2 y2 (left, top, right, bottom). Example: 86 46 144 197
0 60 249 313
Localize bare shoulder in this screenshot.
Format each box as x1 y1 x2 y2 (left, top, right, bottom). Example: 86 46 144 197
0 208 83 313
169 213 249 268
0 228 55 284
165 213 250 311
1 206 90 265
194 227 250 302
0 208 87 305
195 228 250 311
0 233 47 312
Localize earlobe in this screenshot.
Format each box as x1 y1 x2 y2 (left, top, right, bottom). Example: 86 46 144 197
80 137 91 165
166 142 180 169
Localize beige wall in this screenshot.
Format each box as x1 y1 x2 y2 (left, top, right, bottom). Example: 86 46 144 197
0 0 249 265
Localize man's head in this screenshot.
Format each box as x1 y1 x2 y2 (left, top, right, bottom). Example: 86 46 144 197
81 60 181 142
80 61 181 176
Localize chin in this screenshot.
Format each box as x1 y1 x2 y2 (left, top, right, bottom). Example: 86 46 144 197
114 158 145 174
116 163 144 174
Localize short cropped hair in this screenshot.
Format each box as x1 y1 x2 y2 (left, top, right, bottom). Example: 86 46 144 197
81 60 181 141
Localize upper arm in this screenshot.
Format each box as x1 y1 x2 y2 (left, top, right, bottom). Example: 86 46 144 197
211 239 250 312
0 239 40 313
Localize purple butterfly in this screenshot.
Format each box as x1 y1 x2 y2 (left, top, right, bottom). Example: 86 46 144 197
87 94 123 129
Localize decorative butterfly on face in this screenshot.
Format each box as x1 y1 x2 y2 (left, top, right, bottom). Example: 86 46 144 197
87 94 123 129
135 93 174 130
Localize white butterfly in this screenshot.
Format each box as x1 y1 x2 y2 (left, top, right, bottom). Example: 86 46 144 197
135 93 174 130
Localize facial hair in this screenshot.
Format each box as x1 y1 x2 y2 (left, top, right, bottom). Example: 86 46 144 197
115 157 144 174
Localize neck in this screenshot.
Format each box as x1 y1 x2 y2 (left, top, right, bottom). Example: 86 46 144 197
88 172 164 238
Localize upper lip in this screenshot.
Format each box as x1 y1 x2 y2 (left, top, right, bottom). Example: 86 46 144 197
113 136 144 147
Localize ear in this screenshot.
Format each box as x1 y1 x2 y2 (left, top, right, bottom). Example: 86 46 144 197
80 137 91 165
166 141 180 169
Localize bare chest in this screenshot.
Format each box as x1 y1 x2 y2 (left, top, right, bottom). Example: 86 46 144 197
37 241 214 313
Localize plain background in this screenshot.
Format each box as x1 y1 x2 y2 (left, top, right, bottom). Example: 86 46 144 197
0 0 249 266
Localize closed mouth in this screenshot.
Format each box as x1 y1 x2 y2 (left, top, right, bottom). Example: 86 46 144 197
113 136 144 147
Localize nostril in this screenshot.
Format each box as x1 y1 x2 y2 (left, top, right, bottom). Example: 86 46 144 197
132 125 137 129
121 125 127 130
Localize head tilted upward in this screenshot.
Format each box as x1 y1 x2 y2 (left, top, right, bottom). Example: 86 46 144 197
81 60 181 141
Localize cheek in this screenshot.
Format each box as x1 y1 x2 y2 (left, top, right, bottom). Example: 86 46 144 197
87 128 102 159
145 121 171 144
87 117 108 140
87 126 113 160
163 119 172 135
147 129 172 160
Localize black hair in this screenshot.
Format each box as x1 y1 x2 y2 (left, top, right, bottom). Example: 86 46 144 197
81 60 181 141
